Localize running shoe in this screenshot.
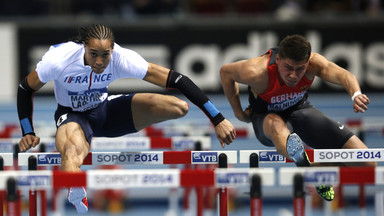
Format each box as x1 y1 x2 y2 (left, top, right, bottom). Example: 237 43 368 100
68 187 89 214
286 133 311 167
287 134 335 201
315 185 335 201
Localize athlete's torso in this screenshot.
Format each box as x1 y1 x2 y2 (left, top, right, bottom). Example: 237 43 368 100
36 42 149 111
249 48 313 113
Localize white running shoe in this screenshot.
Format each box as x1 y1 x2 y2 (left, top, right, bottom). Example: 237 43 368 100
68 187 88 214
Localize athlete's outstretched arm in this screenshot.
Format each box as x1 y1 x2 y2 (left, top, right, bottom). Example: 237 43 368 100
311 53 369 113
17 69 45 152
143 63 236 147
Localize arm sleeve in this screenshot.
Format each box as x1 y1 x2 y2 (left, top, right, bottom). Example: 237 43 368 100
17 78 36 136
166 70 225 126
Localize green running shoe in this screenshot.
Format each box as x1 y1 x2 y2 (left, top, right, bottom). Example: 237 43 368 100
315 185 335 201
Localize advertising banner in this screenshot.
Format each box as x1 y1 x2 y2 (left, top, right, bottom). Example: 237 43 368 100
17 21 384 93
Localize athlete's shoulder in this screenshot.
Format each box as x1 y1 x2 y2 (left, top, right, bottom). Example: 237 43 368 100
48 41 82 53
112 43 143 58
306 52 328 77
37 42 83 79
248 54 269 73
43 42 83 62
111 43 148 69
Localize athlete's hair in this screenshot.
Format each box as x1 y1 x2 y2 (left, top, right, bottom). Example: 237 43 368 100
72 24 115 48
279 34 311 62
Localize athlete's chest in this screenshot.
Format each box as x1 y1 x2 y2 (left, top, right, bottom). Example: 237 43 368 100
57 68 115 91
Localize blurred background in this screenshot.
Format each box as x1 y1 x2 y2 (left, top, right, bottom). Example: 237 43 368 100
0 0 383 99
0 0 384 215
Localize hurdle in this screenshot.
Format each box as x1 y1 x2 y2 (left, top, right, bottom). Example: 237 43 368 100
0 136 212 152
16 150 238 216
18 150 238 166
279 166 384 215
0 136 213 215
0 153 13 168
240 148 384 164
11 165 382 215
0 166 274 216
240 149 384 215
143 123 255 139
0 153 13 216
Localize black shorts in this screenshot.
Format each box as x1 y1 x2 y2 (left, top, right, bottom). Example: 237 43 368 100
251 100 353 149
54 94 137 144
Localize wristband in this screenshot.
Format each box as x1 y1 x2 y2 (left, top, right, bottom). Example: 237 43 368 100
351 91 362 101
166 70 226 126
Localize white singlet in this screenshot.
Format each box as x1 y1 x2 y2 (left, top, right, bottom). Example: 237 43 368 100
36 42 149 112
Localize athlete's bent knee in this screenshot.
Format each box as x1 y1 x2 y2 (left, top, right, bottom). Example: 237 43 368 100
63 145 83 164
175 99 189 117
264 114 286 134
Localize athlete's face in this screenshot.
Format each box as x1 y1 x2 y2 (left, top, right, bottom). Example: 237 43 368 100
84 38 114 74
276 54 308 87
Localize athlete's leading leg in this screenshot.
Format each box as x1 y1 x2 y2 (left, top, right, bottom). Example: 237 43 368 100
131 93 189 131
262 113 333 200
55 122 90 214
262 113 292 158
55 122 90 172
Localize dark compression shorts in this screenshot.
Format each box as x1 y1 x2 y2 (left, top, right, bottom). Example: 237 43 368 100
251 100 354 149
54 94 137 144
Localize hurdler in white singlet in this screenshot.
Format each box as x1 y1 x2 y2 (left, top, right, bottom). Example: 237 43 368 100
36 42 149 112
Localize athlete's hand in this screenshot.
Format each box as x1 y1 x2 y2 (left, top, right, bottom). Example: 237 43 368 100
353 94 369 113
19 134 40 152
236 105 252 123
214 119 236 148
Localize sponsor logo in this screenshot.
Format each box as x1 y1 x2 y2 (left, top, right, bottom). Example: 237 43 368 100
192 152 217 163
217 173 249 184
305 171 338 184
173 140 194 150
259 151 285 162
18 175 50 187
175 75 183 83
0 142 13 151
38 154 62 165
337 122 345 130
56 113 68 127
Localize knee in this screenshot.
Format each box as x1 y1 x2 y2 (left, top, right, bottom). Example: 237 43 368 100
171 97 189 118
264 114 286 134
61 140 87 166
62 145 81 163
